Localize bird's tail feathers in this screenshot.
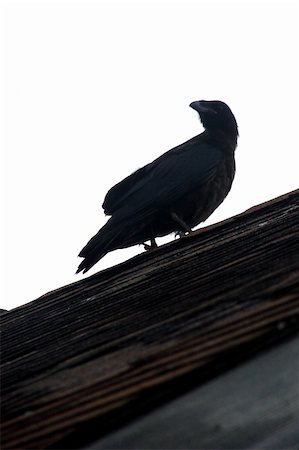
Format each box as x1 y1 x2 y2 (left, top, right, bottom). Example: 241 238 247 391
76 217 124 274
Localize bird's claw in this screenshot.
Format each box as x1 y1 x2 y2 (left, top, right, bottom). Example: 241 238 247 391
143 238 158 251
175 230 190 238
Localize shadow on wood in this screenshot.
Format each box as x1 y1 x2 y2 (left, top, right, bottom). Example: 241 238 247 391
87 335 299 450
1 189 299 449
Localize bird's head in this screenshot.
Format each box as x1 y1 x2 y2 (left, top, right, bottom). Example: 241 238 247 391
190 100 238 139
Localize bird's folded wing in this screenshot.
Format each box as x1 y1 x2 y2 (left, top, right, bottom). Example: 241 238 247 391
102 135 201 215
103 165 150 215
105 143 222 220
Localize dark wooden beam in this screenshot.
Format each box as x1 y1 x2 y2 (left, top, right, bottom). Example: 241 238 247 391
1 189 299 449
86 335 299 450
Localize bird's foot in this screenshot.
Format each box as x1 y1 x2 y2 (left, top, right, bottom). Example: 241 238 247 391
171 213 192 235
175 230 185 238
175 229 193 238
143 237 158 251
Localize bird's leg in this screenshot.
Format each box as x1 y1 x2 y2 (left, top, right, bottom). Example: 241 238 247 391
150 237 158 248
171 212 192 236
143 237 158 251
175 230 187 238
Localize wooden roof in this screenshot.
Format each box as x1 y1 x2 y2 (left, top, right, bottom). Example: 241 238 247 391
1 189 299 449
87 335 299 449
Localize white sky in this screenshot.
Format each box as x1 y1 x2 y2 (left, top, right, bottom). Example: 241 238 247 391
1 0 298 310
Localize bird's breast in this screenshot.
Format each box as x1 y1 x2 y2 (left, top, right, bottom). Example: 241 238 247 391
181 153 235 227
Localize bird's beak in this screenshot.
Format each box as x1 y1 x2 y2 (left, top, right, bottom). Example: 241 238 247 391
189 101 215 114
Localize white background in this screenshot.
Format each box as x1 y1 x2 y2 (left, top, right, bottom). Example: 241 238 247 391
1 0 298 310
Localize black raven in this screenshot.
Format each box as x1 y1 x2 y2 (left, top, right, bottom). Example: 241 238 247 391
76 100 238 274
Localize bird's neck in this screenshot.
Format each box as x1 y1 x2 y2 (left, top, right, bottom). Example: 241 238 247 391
205 129 238 150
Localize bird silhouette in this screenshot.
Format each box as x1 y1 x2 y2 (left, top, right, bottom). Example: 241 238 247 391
76 100 238 274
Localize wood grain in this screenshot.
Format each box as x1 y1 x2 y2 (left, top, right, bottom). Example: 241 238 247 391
1 189 299 449
88 336 299 450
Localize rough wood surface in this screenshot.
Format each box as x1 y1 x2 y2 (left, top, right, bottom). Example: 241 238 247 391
1 189 299 449
87 336 299 450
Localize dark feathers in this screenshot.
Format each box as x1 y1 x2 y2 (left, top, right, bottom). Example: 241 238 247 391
77 100 238 274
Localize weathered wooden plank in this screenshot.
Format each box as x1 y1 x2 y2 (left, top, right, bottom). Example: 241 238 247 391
1 189 299 449
87 335 299 450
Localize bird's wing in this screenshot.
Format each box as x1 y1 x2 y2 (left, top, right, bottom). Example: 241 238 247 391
109 141 223 220
102 135 201 215
103 165 151 215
